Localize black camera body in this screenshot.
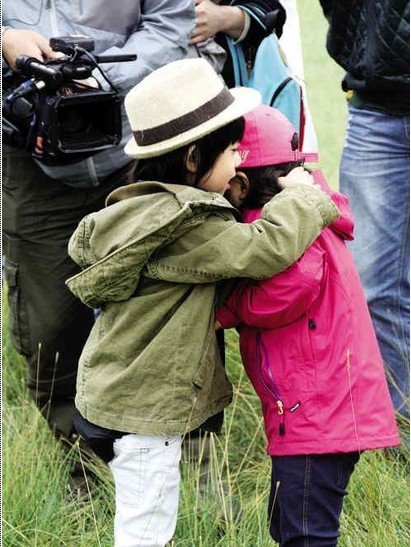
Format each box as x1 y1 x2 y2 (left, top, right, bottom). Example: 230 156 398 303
2 35 136 166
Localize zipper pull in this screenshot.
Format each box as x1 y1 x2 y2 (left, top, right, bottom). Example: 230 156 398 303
277 400 286 436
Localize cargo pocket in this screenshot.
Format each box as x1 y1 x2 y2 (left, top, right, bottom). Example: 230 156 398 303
4 259 31 356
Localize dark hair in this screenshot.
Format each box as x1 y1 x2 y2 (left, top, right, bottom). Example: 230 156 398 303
133 117 245 186
241 160 305 209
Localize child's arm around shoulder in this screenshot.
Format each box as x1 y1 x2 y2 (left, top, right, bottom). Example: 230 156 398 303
146 184 338 283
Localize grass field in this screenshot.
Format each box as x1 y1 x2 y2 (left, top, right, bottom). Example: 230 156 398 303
2 1 410 546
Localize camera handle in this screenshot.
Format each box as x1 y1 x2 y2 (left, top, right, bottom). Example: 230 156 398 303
15 51 137 91
16 56 63 87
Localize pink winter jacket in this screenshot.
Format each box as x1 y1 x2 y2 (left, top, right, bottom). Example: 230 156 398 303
217 172 399 456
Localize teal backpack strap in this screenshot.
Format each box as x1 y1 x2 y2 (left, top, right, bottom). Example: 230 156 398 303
248 34 302 130
237 5 304 134
224 2 305 140
224 3 267 86
225 35 248 86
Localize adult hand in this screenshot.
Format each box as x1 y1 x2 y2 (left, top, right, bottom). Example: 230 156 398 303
278 167 320 190
190 0 245 44
2 29 62 70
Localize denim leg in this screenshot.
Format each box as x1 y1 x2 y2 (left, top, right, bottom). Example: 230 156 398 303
268 453 360 546
340 106 410 416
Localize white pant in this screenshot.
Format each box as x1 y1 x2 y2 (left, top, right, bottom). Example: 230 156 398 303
109 434 182 547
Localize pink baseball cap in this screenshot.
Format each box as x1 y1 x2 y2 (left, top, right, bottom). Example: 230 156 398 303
239 104 305 168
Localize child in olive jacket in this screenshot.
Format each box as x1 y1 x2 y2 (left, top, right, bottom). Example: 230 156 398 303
66 59 337 546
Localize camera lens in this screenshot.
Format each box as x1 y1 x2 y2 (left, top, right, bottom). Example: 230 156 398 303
56 92 120 153
60 109 92 133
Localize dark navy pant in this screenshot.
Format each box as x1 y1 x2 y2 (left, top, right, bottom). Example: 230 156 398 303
268 453 360 546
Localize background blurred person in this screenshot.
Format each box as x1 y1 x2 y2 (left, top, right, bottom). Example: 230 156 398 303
2 0 194 493
319 0 410 417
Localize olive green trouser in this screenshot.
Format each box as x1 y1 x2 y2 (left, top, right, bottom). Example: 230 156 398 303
3 146 132 438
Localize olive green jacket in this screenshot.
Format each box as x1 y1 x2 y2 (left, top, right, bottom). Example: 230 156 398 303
67 181 337 436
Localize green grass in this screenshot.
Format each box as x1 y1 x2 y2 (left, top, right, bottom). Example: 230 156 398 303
3 331 409 546
2 2 409 545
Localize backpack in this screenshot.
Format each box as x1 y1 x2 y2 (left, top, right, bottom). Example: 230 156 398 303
225 3 306 148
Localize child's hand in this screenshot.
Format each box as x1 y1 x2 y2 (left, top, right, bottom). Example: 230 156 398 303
278 167 320 190
215 320 222 330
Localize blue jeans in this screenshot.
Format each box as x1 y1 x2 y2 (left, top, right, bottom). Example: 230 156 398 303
340 106 410 416
268 453 360 546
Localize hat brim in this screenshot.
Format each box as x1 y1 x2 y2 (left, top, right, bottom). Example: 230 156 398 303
124 87 261 159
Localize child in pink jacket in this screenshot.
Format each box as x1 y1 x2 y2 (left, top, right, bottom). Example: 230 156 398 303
217 105 399 546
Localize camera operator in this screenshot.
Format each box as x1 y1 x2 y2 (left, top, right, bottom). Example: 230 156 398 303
2 0 194 488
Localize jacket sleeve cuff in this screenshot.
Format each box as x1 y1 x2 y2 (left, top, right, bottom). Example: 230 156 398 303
216 305 241 329
284 185 339 227
313 190 339 227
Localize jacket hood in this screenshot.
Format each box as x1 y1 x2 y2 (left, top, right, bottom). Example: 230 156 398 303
66 181 237 308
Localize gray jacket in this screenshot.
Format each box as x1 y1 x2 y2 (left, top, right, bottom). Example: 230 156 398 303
3 0 194 187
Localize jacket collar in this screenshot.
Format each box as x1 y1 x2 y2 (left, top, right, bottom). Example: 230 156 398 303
106 180 237 213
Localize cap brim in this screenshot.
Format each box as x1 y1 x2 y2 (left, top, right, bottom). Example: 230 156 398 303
125 87 261 159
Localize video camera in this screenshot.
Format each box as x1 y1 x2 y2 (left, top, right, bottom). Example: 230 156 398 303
2 35 136 166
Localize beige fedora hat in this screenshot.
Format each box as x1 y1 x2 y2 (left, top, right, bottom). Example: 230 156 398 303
124 58 261 159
